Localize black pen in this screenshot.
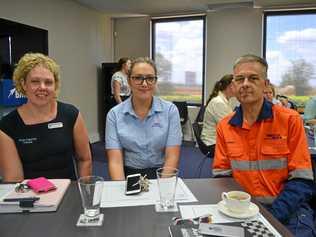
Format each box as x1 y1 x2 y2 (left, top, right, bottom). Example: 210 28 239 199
3 197 40 202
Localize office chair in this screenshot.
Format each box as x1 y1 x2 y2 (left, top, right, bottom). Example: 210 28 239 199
192 122 213 177
192 105 213 177
173 101 194 141
173 101 189 126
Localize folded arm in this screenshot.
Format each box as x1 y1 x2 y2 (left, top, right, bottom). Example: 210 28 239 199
269 114 315 222
268 178 315 222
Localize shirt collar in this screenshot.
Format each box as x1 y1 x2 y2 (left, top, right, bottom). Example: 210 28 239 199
122 96 163 117
229 98 273 127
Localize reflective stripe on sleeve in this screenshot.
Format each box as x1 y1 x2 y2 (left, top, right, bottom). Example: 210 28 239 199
255 196 276 204
212 168 232 177
231 158 287 171
289 169 314 180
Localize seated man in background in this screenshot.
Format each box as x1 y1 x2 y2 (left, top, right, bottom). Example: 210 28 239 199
213 54 315 236
279 95 297 110
304 96 316 125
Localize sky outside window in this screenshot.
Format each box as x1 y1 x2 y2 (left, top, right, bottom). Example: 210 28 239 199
265 12 316 105
153 17 204 104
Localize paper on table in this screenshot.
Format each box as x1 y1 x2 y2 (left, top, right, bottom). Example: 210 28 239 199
101 178 197 208
179 205 281 237
0 184 15 199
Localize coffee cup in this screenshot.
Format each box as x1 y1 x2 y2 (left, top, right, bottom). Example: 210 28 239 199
221 191 251 213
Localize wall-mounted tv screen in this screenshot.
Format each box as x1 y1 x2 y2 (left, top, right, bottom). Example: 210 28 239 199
0 18 48 79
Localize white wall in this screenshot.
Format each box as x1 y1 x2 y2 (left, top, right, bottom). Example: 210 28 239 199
205 8 262 97
0 0 112 142
113 16 151 60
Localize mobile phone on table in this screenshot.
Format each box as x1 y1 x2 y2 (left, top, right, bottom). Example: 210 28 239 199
125 173 141 195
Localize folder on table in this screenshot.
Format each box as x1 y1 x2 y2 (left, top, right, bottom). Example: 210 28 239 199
0 179 70 213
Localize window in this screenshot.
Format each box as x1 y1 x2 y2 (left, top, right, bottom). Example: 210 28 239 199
263 10 316 109
152 16 205 105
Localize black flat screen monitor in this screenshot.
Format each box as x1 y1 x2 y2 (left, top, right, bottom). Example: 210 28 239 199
0 18 48 79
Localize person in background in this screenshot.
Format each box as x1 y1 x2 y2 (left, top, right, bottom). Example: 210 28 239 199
213 54 315 236
304 96 316 125
200 74 235 157
111 57 131 104
0 53 92 181
263 83 281 105
279 95 297 110
106 57 182 180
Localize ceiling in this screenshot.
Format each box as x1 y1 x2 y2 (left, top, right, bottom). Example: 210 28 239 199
74 0 316 17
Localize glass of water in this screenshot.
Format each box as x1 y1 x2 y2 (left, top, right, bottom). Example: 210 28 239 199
156 167 178 210
78 176 104 219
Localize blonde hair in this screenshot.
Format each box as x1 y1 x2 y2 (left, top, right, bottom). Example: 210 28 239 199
13 53 60 96
266 83 276 96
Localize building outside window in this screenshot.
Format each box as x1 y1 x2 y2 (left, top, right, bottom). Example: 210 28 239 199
152 16 205 105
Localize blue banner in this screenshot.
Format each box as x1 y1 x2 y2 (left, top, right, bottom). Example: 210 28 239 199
0 79 27 106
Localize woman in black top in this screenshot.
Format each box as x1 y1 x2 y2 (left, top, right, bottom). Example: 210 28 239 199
0 53 92 182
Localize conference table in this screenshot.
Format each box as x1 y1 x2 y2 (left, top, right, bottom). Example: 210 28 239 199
0 178 292 237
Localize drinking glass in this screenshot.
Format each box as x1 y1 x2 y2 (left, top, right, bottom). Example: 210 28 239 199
156 167 178 210
78 176 104 218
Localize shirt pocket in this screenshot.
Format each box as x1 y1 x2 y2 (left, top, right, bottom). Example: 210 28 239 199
261 140 290 158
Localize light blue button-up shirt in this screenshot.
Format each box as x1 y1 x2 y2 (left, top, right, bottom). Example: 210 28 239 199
105 96 182 169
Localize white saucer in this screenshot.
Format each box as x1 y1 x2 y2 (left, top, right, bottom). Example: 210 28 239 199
217 200 259 219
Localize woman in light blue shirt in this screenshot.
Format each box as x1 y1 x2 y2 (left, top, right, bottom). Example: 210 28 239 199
106 57 182 180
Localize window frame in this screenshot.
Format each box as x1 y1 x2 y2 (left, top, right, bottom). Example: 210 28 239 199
263 9 316 108
263 9 316 58
151 15 206 106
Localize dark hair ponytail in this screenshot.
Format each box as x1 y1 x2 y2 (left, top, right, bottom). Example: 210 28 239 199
206 74 233 106
115 57 130 72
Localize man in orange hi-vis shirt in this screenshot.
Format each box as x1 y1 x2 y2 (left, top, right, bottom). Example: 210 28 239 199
213 54 316 236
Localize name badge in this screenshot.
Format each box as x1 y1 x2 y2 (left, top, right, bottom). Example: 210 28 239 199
48 122 63 129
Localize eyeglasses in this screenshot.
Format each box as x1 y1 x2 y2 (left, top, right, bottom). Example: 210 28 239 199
130 75 157 85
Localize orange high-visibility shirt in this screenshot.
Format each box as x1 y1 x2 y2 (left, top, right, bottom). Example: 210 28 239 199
213 100 313 204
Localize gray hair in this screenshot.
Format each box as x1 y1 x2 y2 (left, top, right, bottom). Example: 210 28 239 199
233 54 268 78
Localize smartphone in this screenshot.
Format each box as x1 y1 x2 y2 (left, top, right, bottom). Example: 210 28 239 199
125 173 141 195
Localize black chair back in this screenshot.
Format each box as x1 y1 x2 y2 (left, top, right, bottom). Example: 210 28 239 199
195 105 206 124
173 101 189 125
192 122 211 156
